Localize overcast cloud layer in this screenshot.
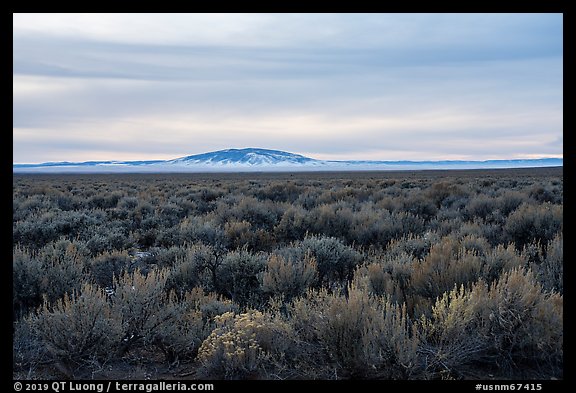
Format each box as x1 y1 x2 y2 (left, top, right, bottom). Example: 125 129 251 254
13 13 563 163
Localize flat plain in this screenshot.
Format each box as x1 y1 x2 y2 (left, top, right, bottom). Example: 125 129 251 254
13 167 563 380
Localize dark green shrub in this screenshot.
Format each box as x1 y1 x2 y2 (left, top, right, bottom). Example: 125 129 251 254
166 244 214 294
529 185 561 204
89 251 131 287
274 206 309 243
426 181 467 208
217 250 266 307
30 284 123 368
281 235 362 286
13 248 43 318
465 195 497 220
504 203 562 250
496 190 526 216
403 194 438 220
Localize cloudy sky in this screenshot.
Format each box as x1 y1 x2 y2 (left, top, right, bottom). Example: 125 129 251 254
13 13 562 163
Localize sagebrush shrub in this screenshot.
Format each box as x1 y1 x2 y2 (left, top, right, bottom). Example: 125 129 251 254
496 190 526 216
13 247 44 318
402 194 438 220
180 217 228 250
147 245 187 268
13 240 87 316
349 207 425 248
229 197 283 230
411 237 483 300
273 205 309 243
481 244 524 283
40 241 86 304
386 233 437 260
535 233 562 293
420 268 562 378
166 244 214 294
112 269 170 353
529 184 561 204
353 252 415 304
223 220 253 249
217 250 266 307
30 283 123 366
426 181 467 208
307 203 354 239
288 235 362 286
149 288 235 362
465 194 497 220
261 253 317 300
504 203 562 250
255 182 303 203
289 285 419 378
13 313 46 373
89 251 131 287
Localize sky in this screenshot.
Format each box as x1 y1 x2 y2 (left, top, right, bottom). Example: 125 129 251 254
13 13 563 163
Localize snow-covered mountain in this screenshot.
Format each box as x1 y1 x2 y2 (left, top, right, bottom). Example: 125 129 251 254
13 148 563 173
166 148 318 166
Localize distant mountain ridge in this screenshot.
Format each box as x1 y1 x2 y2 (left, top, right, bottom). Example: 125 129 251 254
167 148 315 165
13 148 563 173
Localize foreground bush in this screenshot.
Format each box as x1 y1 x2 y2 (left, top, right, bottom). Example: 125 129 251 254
13 241 87 318
197 310 294 379
150 288 237 362
420 268 562 378
29 284 122 368
289 285 419 378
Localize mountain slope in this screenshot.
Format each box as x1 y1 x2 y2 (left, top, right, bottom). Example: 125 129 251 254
166 148 316 166
13 148 563 173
